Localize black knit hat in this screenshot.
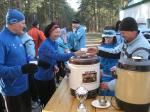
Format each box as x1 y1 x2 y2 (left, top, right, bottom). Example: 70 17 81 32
72 18 80 24
119 17 138 31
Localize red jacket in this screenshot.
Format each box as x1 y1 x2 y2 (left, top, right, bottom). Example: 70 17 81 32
28 27 46 56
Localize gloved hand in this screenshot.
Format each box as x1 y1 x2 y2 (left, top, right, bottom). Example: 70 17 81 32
21 63 38 74
38 60 51 69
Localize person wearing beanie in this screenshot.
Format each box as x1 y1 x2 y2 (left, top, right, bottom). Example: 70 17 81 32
6 9 25 25
87 17 150 112
34 22 84 106
28 20 46 57
0 9 38 112
119 17 138 31
88 17 150 59
68 18 86 51
98 27 119 96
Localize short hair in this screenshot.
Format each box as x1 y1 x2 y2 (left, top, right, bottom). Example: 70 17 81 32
72 18 80 24
44 22 60 38
115 20 121 31
32 20 39 27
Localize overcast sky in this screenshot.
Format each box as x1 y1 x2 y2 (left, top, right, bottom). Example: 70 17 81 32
66 0 80 11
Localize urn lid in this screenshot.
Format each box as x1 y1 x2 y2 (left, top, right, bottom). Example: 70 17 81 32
118 56 150 72
69 55 99 65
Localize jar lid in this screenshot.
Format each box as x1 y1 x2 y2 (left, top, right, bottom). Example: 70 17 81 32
69 55 99 65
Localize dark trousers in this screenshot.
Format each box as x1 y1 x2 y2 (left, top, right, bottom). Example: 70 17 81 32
0 94 5 112
35 78 56 107
56 61 66 83
29 74 39 101
3 90 31 112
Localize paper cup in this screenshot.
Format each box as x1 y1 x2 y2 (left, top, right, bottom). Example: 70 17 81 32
29 60 38 65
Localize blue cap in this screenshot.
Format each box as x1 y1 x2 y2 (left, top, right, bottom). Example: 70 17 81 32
6 9 25 24
102 30 116 38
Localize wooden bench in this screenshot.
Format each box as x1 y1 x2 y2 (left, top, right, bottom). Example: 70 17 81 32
42 76 123 112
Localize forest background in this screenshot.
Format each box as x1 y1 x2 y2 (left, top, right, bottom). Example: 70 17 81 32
0 0 127 32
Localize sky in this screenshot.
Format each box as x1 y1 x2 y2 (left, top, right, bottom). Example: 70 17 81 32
66 0 80 11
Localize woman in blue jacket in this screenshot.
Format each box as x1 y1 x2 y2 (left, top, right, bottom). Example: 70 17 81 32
34 22 83 106
99 28 119 96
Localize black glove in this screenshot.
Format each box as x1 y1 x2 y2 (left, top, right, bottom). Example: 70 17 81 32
38 60 51 69
21 63 38 74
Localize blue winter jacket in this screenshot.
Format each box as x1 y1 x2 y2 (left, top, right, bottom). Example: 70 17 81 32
67 31 75 50
100 43 118 82
56 37 68 53
0 27 28 96
73 25 86 51
34 38 75 81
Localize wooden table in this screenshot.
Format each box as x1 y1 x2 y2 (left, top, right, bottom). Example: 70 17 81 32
42 76 124 112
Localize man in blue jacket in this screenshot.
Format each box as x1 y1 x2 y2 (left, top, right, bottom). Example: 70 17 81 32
71 18 86 51
0 9 38 112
